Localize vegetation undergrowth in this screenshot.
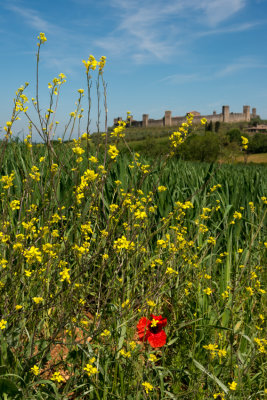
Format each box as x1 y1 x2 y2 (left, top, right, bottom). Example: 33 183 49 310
0 33 266 399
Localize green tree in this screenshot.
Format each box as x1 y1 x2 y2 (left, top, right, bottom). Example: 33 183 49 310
215 121 220 133
179 132 220 162
227 128 242 143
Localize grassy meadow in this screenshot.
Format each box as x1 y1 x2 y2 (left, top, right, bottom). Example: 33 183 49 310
0 34 266 399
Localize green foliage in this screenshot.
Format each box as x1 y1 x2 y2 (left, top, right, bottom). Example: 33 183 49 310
248 133 267 153
215 121 220 133
205 121 213 132
227 128 242 143
178 132 220 162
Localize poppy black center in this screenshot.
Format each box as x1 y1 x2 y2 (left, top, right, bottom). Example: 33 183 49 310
149 325 161 334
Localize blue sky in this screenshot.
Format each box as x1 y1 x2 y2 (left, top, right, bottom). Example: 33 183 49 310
1 0 267 140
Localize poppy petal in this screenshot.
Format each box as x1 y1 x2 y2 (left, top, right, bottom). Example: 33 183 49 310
147 330 167 348
150 315 167 328
137 317 150 340
159 318 167 328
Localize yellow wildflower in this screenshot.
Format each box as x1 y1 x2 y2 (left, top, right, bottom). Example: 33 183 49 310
142 382 154 394
31 365 40 375
119 349 131 358
32 297 44 304
51 371 64 383
203 287 212 295
108 145 119 160
228 381 237 391
0 319 7 330
101 329 111 337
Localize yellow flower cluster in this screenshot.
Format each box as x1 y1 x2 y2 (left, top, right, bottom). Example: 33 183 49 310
75 169 98 204
254 337 267 353
100 329 111 337
110 121 126 138
113 235 135 252
169 113 194 148
166 267 178 275
29 166 40 181
209 183 222 193
119 349 131 358
24 246 42 264
241 135 249 150
84 357 98 377
31 365 40 376
142 382 154 393
203 343 227 360
1 172 15 189
213 392 225 399
37 32 47 44
32 297 44 304
51 371 64 383
82 55 106 74
108 145 119 160
59 268 71 284
203 287 212 295
48 73 66 94
228 381 237 391
0 319 7 330
230 210 242 224
10 200 20 211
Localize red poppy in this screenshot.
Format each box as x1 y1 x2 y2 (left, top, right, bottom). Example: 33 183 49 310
137 314 167 348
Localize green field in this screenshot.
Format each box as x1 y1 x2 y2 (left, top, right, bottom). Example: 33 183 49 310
0 139 266 399
89 122 267 163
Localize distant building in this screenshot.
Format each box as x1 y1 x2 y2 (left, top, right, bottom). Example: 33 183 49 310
114 105 260 128
245 124 267 134
188 111 201 116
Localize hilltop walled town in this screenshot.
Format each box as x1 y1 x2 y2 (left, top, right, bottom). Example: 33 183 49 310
114 105 260 128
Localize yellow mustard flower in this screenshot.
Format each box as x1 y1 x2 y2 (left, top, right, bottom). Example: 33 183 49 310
142 382 154 394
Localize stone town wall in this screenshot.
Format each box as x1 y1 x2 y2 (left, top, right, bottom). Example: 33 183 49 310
147 119 164 127
114 105 259 128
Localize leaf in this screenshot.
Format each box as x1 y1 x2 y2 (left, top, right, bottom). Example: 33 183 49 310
166 337 180 346
33 380 60 397
234 321 242 333
193 359 229 394
0 378 20 396
117 324 127 352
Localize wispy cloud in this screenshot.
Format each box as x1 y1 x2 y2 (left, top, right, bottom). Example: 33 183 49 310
195 21 261 38
160 57 267 84
4 3 71 39
159 73 207 84
5 4 53 32
215 57 267 77
3 3 85 73
94 0 250 63
197 0 246 26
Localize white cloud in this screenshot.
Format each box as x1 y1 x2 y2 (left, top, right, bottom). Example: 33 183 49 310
160 57 267 85
215 57 267 77
197 0 246 26
195 22 261 37
4 3 69 38
94 0 250 63
160 73 205 84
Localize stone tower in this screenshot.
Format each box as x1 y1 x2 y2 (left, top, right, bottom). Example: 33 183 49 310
243 105 250 122
164 111 172 127
222 105 230 122
142 114 149 127
252 108 257 118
